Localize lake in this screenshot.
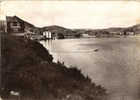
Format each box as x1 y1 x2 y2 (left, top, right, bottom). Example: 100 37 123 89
40 37 140 100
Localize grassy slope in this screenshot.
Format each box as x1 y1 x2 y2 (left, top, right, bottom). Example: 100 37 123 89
1 35 107 100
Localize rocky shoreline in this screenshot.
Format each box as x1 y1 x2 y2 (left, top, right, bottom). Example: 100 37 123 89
1 35 107 100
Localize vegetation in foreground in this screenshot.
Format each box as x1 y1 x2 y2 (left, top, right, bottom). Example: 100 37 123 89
1 35 107 100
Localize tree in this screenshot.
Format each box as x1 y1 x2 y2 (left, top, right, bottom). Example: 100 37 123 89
57 33 65 39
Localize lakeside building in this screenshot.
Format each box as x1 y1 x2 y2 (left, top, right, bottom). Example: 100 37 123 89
43 31 52 39
82 33 95 38
109 32 124 35
6 16 36 36
6 16 25 34
126 32 135 35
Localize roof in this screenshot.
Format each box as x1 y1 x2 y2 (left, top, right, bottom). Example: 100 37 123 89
6 16 34 27
6 16 14 22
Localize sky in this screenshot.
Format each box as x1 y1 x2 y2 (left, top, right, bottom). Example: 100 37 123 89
1 1 140 29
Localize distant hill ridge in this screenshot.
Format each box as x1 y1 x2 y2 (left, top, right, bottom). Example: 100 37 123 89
1 15 140 35
40 24 140 35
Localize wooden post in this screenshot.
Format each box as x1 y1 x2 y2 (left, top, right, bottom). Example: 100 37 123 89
122 95 125 100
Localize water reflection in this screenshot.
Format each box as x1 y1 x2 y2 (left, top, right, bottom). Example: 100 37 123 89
40 37 140 100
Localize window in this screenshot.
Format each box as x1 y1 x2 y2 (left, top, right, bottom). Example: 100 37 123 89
13 22 17 26
10 22 21 28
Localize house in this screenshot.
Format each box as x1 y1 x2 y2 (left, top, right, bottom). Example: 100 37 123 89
123 28 134 35
6 16 25 34
43 31 52 39
6 16 35 36
126 32 135 35
82 33 95 38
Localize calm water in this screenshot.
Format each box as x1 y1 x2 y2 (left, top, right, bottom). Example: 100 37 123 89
40 37 140 100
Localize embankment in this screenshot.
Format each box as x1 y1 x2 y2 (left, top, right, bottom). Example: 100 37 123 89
1 35 107 100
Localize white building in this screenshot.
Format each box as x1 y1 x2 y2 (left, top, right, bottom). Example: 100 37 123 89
43 31 52 39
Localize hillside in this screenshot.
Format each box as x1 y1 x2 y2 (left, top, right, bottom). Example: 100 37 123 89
39 24 140 37
1 35 107 100
131 24 140 34
41 25 75 35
